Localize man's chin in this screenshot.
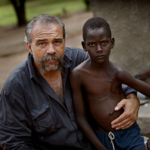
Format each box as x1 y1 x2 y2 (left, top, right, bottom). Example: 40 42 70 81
45 64 59 71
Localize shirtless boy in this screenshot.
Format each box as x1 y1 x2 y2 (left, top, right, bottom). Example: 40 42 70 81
70 17 150 150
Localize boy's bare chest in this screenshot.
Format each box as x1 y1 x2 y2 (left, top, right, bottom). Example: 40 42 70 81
82 73 121 96
83 76 110 93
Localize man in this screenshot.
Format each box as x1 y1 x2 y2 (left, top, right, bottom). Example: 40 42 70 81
0 14 139 150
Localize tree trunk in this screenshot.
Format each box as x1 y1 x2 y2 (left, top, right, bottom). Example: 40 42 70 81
90 0 150 77
10 0 26 27
84 0 90 11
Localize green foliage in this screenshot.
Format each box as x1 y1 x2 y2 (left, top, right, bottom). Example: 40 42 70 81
0 0 86 27
0 3 17 26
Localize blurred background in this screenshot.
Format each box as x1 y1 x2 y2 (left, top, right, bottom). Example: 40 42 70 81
0 0 150 140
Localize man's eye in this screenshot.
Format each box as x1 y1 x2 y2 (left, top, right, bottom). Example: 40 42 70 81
39 42 45 46
55 40 62 44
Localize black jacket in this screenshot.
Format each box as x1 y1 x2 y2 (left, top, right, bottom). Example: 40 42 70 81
0 47 136 150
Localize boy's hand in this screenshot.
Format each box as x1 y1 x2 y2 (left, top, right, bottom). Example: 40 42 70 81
111 93 140 130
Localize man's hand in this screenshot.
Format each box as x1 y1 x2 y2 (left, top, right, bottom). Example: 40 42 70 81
111 93 140 130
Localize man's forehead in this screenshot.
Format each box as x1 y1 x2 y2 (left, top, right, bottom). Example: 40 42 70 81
32 21 61 32
31 21 63 41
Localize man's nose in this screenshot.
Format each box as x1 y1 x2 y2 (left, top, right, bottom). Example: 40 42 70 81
96 44 103 52
47 44 55 54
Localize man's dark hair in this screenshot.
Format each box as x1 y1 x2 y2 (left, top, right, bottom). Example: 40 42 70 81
82 17 112 41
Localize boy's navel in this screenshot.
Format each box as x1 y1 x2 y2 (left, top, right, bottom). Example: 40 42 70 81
109 110 115 115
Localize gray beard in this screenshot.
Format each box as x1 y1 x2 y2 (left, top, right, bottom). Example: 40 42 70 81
33 53 63 75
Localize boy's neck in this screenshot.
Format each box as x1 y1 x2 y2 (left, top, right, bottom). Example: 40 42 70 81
89 59 110 72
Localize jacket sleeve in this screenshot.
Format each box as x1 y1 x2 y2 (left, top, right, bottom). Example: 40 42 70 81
122 84 137 97
67 47 89 70
0 90 39 150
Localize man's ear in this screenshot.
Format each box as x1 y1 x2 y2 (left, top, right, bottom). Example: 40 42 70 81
111 37 115 49
26 42 33 54
81 41 87 51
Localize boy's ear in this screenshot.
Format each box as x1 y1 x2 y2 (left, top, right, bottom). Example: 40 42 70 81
26 42 33 54
111 37 115 49
81 41 87 51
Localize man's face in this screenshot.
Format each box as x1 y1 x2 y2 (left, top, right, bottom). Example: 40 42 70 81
83 27 114 64
26 22 65 74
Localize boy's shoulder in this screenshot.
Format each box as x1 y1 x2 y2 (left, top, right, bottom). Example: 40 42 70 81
70 59 89 78
72 59 89 72
110 61 127 77
110 61 123 71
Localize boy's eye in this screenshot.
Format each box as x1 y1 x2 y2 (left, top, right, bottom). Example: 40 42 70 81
101 41 107 45
89 43 95 47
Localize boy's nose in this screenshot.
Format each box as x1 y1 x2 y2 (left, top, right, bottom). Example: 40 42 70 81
96 44 103 52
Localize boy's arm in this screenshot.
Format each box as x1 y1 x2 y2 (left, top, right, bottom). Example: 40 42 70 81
117 69 150 97
70 70 107 150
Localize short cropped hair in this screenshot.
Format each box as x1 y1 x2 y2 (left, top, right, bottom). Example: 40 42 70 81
83 17 112 41
24 14 66 44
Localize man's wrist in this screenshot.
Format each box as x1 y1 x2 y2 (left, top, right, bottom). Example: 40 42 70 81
126 93 137 99
126 93 140 108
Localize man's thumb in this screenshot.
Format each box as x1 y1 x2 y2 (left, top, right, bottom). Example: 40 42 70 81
115 99 126 111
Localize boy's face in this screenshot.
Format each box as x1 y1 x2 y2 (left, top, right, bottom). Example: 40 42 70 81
82 27 114 64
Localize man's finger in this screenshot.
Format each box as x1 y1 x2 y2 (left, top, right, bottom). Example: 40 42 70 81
112 118 133 130
114 99 126 111
111 111 127 126
111 110 135 128
122 122 134 129
111 118 128 129
119 121 134 130
112 114 135 129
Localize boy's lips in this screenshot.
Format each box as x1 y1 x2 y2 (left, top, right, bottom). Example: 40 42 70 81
96 55 105 58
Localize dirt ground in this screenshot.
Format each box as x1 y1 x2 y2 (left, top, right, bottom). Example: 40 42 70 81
0 11 93 91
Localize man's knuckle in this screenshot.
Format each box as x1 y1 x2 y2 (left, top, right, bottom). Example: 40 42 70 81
126 113 130 118
129 115 133 119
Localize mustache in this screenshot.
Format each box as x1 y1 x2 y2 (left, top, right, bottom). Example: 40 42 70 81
41 53 62 63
